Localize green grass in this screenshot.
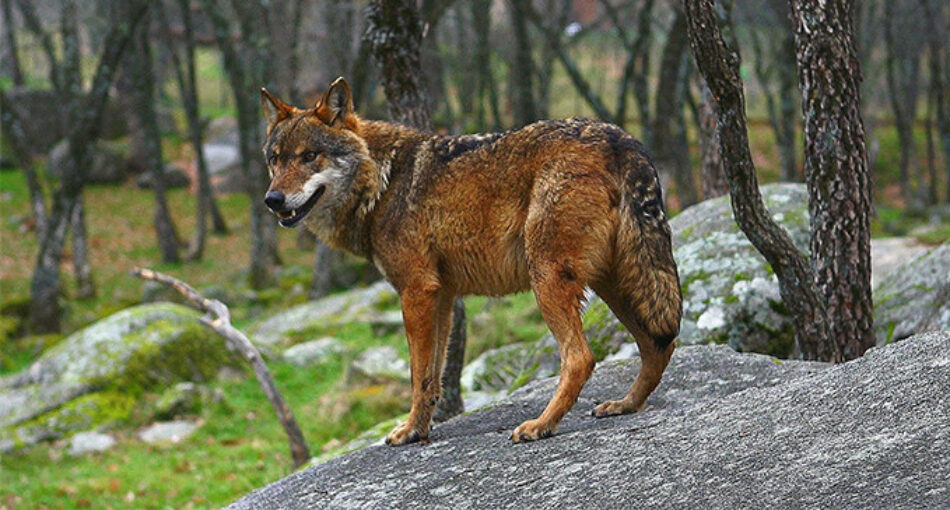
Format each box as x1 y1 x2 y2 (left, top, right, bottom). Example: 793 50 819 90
0 356 407 509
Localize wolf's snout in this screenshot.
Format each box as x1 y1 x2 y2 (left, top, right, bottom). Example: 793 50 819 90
264 190 286 211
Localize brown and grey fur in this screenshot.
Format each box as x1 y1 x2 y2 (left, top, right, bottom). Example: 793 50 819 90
261 78 682 445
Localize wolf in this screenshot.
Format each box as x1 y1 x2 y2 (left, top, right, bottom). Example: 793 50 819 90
260 78 682 445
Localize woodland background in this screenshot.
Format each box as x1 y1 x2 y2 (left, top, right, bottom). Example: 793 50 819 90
1 0 949 507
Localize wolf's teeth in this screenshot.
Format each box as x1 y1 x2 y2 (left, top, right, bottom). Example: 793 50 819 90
279 210 294 219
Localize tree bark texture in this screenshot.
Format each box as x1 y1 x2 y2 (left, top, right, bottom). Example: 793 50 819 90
364 0 433 131
919 0 950 203
684 0 834 360
309 241 335 300
160 0 227 261
788 0 875 360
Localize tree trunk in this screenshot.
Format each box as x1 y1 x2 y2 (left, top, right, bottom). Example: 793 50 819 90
130 14 181 263
160 0 227 261
0 91 47 238
654 12 698 208
201 0 279 289
920 0 950 203
365 0 466 420
472 0 502 130
789 0 875 360
433 299 466 423
28 0 148 333
71 194 95 298
698 82 728 198
1 0 24 86
507 0 539 127
750 24 799 182
883 1 922 208
364 0 433 131
309 241 334 300
684 0 834 361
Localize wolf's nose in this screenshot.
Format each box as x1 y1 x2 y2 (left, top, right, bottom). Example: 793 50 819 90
264 190 286 211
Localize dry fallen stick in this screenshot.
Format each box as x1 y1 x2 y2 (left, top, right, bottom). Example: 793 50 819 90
132 267 310 468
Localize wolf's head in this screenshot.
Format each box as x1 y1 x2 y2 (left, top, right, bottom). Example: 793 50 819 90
260 78 370 231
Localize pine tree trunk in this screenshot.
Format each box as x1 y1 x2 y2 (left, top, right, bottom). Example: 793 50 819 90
684 0 833 360
789 0 875 360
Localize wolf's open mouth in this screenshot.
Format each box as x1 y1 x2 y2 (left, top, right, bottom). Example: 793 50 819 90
277 185 325 227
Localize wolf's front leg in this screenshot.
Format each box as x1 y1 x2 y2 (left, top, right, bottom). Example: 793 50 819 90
385 282 447 446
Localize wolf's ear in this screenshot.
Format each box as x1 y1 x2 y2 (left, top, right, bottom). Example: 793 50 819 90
315 77 355 129
261 88 293 133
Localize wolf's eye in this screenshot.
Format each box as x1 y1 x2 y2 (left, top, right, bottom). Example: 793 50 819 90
268 154 278 166
302 151 318 163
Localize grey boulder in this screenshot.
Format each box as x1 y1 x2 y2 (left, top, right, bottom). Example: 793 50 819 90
227 331 949 510
248 280 397 348
874 242 950 344
0 303 229 452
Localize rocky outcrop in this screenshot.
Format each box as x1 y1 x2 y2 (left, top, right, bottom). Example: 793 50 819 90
0 303 231 451
247 280 398 348
580 184 810 359
874 242 950 344
227 331 950 510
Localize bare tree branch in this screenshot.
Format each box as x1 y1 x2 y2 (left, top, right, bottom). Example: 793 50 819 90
132 267 311 468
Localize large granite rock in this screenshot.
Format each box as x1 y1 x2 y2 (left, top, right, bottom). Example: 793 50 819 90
248 280 398 348
228 331 950 509
0 303 230 451
584 183 809 358
874 242 950 344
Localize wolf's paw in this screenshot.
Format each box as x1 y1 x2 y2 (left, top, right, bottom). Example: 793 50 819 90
385 421 427 446
510 419 556 443
592 399 637 418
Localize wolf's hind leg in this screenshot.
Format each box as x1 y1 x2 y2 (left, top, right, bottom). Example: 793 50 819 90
511 261 595 442
590 283 674 417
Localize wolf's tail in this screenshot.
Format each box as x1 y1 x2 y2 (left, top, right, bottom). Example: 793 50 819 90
611 141 682 348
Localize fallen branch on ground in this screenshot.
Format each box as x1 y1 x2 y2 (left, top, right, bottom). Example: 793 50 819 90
132 267 310 468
